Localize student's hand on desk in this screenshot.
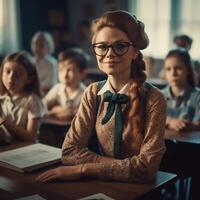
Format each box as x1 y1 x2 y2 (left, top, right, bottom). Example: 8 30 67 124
180 121 200 132
167 118 187 131
51 106 73 113
36 165 82 183
47 106 64 116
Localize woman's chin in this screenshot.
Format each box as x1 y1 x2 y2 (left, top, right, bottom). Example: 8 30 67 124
101 68 116 75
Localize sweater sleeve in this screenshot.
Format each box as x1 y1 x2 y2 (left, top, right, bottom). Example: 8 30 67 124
61 83 103 164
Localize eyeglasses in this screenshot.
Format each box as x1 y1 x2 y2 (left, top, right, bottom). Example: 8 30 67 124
92 42 134 56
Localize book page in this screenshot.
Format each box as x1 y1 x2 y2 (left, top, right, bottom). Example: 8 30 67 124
78 193 115 200
0 143 61 169
15 194 46 200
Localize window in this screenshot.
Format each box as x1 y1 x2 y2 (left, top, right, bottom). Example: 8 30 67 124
0 0 3 50
177 0 200 58
0 0 21 55
129 0 200 59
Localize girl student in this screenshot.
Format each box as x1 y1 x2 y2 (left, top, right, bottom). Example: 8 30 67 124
162 48 200 132
0 51 44 144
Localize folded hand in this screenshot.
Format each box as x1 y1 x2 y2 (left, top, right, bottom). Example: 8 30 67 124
36 165 82 183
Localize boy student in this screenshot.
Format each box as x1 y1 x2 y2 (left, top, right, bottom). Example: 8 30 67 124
43 48 88 121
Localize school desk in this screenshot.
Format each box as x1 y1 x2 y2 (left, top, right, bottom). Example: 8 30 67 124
39 117 71 148
163 130 200 200
0 142 177 200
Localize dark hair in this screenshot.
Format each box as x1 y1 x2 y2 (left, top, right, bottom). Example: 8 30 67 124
165 48 195 87
174 34 193 48
90 10 149 152
0 51 41 96
58 48 88 71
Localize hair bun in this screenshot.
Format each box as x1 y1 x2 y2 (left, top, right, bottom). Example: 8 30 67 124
134 20 149 50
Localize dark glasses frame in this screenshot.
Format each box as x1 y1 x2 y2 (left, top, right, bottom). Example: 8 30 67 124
92 42 134 56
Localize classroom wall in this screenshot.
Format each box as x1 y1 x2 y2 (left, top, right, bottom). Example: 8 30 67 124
19 0 128 54
67 0 128 39
19 0 69 53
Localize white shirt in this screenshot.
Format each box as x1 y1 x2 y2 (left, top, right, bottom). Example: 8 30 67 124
97 79 130 95
0 93 44 128
43 82 86 114
34 55 58 96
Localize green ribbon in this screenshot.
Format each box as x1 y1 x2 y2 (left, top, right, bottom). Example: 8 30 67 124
102 90 129 158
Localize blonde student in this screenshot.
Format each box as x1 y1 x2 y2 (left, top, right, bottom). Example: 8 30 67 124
0 51 44 144
43 48 87 121
31 31 58 96
37 10 166 183
162 48 200 132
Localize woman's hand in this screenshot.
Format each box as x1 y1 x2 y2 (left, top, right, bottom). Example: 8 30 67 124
36 165 83 183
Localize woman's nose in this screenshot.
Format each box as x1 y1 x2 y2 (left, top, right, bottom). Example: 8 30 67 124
106 47 115 57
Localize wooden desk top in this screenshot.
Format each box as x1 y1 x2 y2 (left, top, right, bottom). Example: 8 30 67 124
165 130 200 144
0 143 177 200
0 167 177 200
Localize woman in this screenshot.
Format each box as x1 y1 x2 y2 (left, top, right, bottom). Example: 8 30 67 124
37 10 166 183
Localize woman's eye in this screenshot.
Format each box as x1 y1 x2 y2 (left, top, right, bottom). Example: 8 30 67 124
115 43 126 49
97 44 108 50
113 43 128 53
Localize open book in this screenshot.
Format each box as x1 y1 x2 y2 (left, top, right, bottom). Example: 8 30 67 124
0 143 61 173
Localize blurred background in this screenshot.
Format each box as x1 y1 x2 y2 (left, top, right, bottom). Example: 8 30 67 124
0 0 200 62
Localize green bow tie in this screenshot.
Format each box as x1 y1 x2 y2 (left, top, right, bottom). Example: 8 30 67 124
102 90 129 158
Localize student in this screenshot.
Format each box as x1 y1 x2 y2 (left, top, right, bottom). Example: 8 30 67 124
161 48 200 200
0 51 44 144
43 48 87 121
37 10 166 183
31 31 58 96
162 48 200 132
173 34 200 86
174 34 193 51
159 34 200 86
